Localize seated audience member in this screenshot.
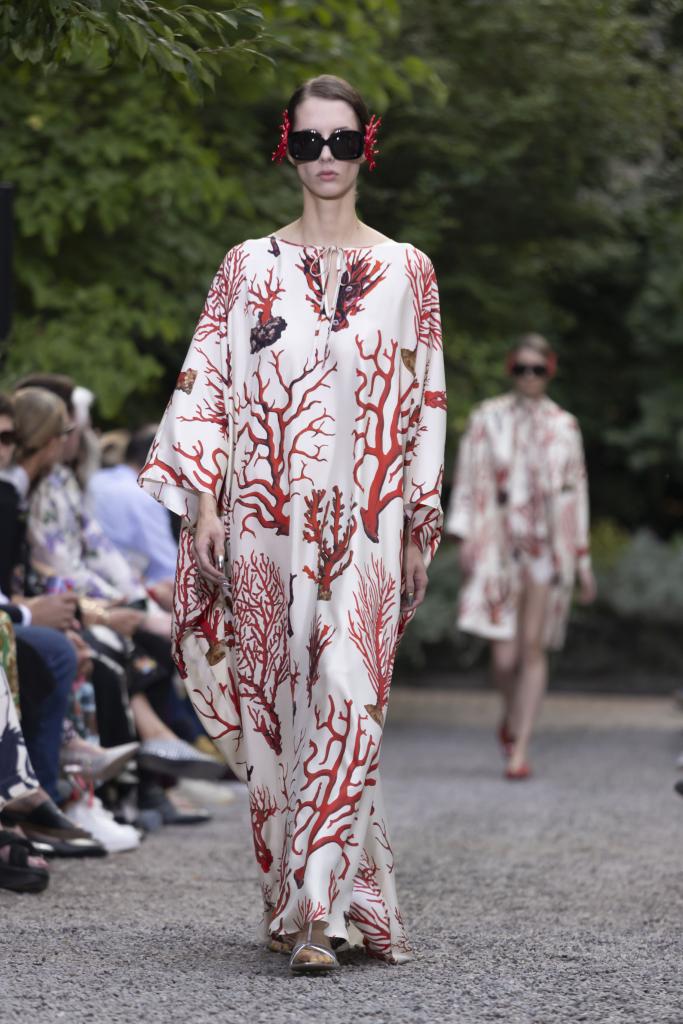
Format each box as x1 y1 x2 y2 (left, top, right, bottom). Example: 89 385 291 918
89 426 178 588
0 664 51 892
99 429 131 468
0 608 104 861
0 390 81 803
21 390 150 606
14 376 224 786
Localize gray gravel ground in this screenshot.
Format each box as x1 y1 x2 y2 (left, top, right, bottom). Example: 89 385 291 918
2 690 682 1024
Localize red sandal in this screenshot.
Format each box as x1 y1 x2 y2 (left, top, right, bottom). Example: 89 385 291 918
505 762 532 781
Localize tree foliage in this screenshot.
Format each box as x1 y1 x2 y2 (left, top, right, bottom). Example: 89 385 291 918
1 0 683 530
1 0 266 96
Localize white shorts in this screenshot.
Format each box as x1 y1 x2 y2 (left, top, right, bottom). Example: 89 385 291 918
518 546 555 586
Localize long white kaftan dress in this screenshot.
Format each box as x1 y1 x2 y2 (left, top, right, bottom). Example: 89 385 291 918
138 236 446 962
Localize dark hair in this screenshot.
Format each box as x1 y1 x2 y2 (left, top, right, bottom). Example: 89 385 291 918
287 75 370 131
13 373 75 414
508 333 554 359
0 393 14 421
125 426 158 469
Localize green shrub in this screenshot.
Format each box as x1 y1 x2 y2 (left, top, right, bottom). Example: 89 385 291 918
597 528 683 624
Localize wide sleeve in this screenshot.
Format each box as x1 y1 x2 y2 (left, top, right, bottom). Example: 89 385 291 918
402 251 447 567
138 248 239 526
569 418 592 572
444 413 476 540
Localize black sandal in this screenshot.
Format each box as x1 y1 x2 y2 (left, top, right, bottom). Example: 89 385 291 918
0 797 91 840
0 829 50 893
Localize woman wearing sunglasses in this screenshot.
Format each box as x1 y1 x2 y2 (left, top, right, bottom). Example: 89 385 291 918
446 333 596 780
139 75 446 972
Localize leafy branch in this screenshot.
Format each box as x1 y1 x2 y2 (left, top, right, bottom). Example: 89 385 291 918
0 0 267 95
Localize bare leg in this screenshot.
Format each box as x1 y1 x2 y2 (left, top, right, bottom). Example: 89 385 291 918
507 578 550 771
490 638 519 732
3 787 53 870
130 693 177 742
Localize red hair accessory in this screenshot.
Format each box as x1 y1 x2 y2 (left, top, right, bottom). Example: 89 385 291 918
272 109 290 164
364 114 382 171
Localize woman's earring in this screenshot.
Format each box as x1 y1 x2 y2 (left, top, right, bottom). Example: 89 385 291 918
272 109 291 164
364 115 382 171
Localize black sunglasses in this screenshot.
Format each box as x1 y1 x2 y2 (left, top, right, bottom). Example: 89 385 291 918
288 129 364 163
512 363 548 378
0 430 16 445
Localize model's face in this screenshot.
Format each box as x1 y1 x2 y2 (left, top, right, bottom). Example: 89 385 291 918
510 346 550 399
289 97 363 202
0 414 15 470
39 429 67 475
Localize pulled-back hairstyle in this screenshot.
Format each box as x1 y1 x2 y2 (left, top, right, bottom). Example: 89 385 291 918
13 387 68 460
287 74 370 131
14 372 76 414
507 332 557 377
0 393 14 421
510 333 554 359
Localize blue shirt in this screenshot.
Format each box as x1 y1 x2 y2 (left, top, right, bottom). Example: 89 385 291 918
88 464 178 583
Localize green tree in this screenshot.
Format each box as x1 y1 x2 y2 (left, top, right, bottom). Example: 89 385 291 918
1 0 266 97
0 1 430 415
2 0 683 534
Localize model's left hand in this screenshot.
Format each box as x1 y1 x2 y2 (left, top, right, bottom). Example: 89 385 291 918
577 565 597 605
402 540 428 611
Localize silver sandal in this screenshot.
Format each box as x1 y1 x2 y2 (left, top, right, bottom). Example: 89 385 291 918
289 922 339 974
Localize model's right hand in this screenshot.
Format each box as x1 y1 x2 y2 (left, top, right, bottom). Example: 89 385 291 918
25 593 79 631
458 539 476 577
194 495 226 587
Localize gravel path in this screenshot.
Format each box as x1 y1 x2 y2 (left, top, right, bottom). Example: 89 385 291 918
2 690 682 1024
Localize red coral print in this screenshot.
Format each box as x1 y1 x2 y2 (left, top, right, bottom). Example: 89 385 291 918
233 346 337 537
349 853 393 959
302 487 358 599
173 527 228 674
250 785 278 873
353 332 419 542
141 435 228 505
306 614 335 707
292 696 378 889
299 250 387 331
424 389 447 410
232 553 298 755
405 247 441 350
178 345 230 425
190 664 241 742
485 575 512 625
192 246 247 348
246 267 288 353
347 556 399 726
328 869 340 910
292 897 326 931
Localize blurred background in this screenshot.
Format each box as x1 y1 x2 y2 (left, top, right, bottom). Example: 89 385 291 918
2 0 683 692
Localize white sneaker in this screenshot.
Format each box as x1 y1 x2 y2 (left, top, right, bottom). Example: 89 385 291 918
66 795 141 853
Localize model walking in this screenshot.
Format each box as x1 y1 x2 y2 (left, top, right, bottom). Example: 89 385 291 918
446 334 596 780
139 75 446 971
